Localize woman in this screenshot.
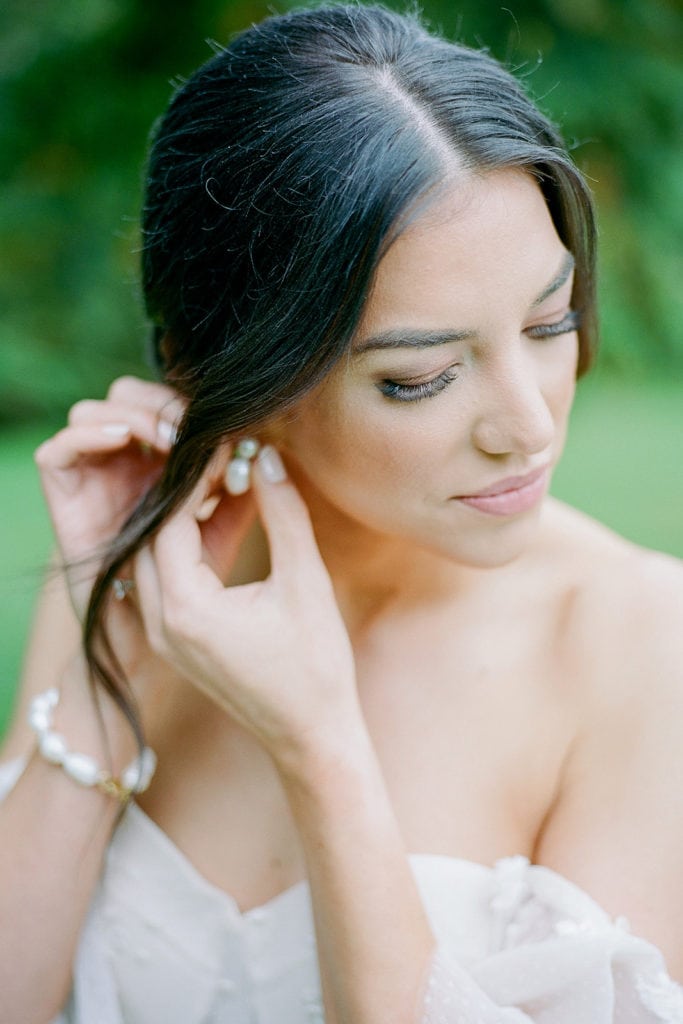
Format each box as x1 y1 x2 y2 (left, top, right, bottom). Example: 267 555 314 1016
1 5 681 1022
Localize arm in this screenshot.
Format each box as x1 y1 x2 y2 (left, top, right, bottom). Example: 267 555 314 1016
0 378 183 1023
280 733 436 1024
281 641 683 1024
137 464 683 1024
134 449 437 1023
532 549 683 980
0 563 80 762
282 728 681 1024
0 652 138 1024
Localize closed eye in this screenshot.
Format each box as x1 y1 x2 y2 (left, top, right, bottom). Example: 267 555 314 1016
527 309 582 339
376 309 580 403
377 366 459 403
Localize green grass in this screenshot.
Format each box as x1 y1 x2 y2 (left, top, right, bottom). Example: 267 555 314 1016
0 423 55 738
551 376 683 556
1 378 681 740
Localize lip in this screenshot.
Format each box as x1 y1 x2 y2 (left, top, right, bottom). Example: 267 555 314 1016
454 465 550 516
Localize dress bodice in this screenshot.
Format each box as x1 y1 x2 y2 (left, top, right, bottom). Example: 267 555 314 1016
2 758 681 1023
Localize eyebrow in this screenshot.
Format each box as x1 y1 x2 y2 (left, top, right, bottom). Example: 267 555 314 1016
353 326 475 355
353 250 576 356
531 251 575 308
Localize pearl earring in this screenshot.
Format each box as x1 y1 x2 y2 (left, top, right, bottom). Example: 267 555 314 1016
225 438 260 495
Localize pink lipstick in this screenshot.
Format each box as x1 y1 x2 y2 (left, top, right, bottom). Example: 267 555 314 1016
455 465 550 516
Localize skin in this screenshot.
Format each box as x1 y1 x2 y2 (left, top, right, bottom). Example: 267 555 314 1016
2 168 682 1022
279 169 578 588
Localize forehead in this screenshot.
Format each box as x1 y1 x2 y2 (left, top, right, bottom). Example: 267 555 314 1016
356 169 568 339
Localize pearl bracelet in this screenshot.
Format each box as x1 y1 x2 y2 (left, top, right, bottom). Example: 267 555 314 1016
28 688 156 804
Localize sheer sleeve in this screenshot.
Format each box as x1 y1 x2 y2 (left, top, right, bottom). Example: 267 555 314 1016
418 856 683 1024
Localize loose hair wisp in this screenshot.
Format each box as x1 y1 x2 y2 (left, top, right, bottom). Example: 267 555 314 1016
84 3 597 744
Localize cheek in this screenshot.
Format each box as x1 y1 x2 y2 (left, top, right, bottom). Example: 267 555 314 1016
543 335 579 418
283 387 452 511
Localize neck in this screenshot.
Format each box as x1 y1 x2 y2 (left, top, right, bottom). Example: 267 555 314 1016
284 465 485 635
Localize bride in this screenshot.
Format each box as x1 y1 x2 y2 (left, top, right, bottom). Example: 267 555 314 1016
1 5 681 1022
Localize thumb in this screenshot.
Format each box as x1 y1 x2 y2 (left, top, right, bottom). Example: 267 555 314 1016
251 445 327 581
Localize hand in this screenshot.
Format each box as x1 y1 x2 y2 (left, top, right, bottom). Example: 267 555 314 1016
35 376 185 622
134 446 362 768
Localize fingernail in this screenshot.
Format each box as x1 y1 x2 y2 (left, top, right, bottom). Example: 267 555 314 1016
258 445 287 483
101 423 131 438
196 494 221 521
157 419 178 445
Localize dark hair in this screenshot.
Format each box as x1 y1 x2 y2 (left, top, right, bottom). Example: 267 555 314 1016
84 2 597 745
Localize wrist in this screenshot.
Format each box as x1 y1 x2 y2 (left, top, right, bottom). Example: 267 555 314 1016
55 652 142 773
30 667 156 804
273 714 378 799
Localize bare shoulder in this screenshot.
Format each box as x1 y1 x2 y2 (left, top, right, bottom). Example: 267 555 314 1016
532 501 683 974
549 499 683 781
539 497 683 709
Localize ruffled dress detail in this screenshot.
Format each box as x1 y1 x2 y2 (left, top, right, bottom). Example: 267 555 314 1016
2 759 680 1023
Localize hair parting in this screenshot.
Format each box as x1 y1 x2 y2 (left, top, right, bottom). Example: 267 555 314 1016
83 3 597 749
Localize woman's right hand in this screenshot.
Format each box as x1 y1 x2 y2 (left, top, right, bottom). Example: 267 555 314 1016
1 376 188 1024
34 376 186 623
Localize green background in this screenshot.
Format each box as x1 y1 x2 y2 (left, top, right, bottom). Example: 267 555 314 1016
1 0 681 738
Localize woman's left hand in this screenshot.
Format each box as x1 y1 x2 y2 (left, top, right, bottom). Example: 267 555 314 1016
134 445 362 769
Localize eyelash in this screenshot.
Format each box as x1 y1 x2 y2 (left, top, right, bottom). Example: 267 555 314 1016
526 309 582 339
378 310 582 404
378 367 460 403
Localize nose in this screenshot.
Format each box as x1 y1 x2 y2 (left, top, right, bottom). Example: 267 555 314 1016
471 347 555 457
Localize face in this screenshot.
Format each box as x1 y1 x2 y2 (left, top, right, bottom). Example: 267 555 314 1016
278 169 580 568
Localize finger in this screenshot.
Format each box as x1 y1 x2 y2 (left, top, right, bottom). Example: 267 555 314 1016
68 399 177 452
151 439 258 589
35 423 135 474
107 376 186 430
133 545 166 656
250 446 328 581
140 449 257 623
147 520 224 655
134 542 232 711
158 441 254 584
150 480 225 608
196 489 257 582
106 375 184 410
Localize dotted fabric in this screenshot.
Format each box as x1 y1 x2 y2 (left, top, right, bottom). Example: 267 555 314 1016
420 855 683 1023
2 760 681 1023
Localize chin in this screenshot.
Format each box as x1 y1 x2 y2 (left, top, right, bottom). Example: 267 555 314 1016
420 507 544 569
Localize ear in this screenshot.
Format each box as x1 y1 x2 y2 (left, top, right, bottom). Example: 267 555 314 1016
154 330 177 373
256 413 290 448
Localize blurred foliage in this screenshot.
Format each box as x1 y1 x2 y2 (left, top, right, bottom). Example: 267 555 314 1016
1 0 682 424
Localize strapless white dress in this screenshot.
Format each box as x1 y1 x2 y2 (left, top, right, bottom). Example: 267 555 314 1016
2 759 681 1023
